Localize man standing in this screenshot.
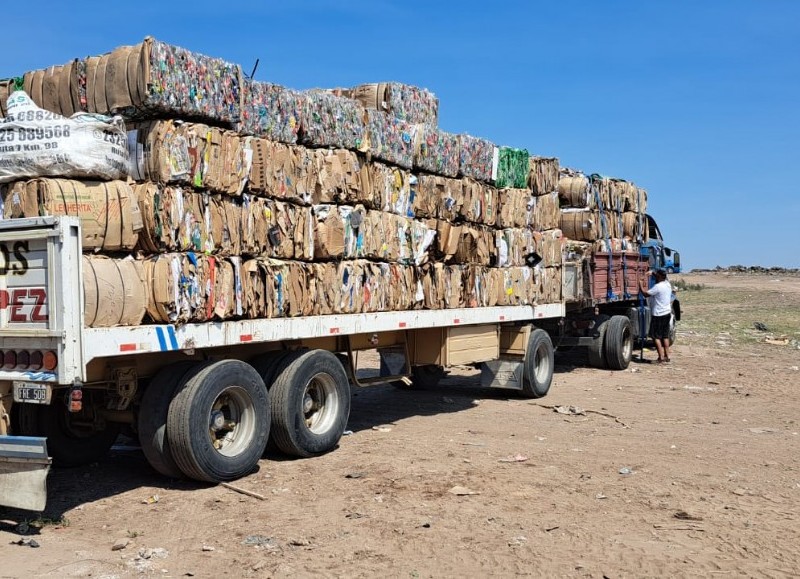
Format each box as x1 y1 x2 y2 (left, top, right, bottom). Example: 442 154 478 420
639 269 673 363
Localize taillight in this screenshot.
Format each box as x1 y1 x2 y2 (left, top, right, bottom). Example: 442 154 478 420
3 351 17 369
0 350 57 371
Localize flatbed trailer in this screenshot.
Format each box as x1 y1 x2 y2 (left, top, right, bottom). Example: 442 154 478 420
0 216 566 510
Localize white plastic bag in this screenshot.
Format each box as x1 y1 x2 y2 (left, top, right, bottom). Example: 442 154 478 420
0 91 129 183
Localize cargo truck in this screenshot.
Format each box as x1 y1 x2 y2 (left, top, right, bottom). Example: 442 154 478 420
0 209 683 511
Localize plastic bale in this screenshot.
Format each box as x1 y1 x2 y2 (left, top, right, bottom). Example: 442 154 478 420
493 147 529 189
362 109 414 169
299 91 365 150
239 80 304 144
86 37 243 124
413 124 459 177
458 134 495 182
351 82 439 126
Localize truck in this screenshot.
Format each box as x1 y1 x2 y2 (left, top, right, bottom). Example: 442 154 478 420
641 213 681 273
0 210 682 511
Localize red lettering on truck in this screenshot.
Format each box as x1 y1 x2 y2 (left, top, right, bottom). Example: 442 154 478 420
0 287 48 322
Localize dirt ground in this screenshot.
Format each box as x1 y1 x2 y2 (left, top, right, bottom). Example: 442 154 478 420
1 271 799 578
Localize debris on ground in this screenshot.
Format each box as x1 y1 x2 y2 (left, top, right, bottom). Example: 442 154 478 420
498 454 529 463
112 538 131 551
448 486 480 496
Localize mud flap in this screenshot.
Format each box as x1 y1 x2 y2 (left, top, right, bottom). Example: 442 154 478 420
0 436 51 511
480 359 524 391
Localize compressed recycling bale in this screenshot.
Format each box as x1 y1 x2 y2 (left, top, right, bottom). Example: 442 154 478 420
458 134 495 182
312 205 367 260
365 162 413 216
444 266 465 309
413 124 459 177
351 82 439 125
86 37 243 124
144 253 213 324
419 262 445 310
239 80 304 143
635 187 648 215
210 256 243 320
127 120 252 196
560 209 598 242
284 262 315 317
493 147 529 189
533 229 564 267
82 256 147 327
463 265 494 308
134 183 210 254
312 262 338 315
497 188 534 229
16 61 81 117
415 175 463 222
529 156 560 195
436 222 492 266
495 228 535 268
0 78 21 117
460 178 497 226
363 109 414 169
207 195 242 256
558 172 592 208
312 148 368 205
530 191 560 231
299 91 365 150
248 140 316 203
492 267 537 306
540 266 563 304
0 91 129 183
3 178 141 251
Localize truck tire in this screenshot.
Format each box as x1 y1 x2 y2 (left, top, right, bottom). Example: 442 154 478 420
138 361 201 478
587 315 610 369
604 315 634 370
269 350 351 458
17 392 120 467
167 360 270 482
521 328 554 399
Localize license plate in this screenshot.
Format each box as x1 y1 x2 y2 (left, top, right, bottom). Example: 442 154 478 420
12 381 52 405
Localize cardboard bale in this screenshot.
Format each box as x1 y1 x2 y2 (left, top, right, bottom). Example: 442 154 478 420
144 253 213 323
239 80 304 143
464 266 493 308
493 147 529 189
210 256 243 320
1 78 20 117
128 120 251 196
529 156 560 195
635 187 648 215
444 266 465 309
248 140 317 204
458 134 495 183
413 124 459 177
299 91 365 150
416 175 463 221
285 262 315 317
558 172 592 209
17 60 81 117
363 109 414 169
135 183 210 254
207 194 242 256
459 178 497 226
407 218 436 266
497 188 534 229
420 262 446 310
83 256 147 327
530 191 560 231
496 228 535 268
313 205 367 260
85 37 242 124
351 82 439 125
533 229 564 267
312 148 368 205
621 211 647 242
541 266 563 304
312 262 338 315
241 257 291 319
365 162 413 216
560 209 599 242
492 267 535 306
336 260 366 314
4 178 141 251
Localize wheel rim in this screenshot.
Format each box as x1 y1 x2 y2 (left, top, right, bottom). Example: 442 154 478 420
622 326 633 360
207 386 256 457
534 342 551 384
302 373 340 434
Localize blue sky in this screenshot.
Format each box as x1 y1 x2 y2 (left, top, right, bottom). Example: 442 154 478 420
2 1 798 269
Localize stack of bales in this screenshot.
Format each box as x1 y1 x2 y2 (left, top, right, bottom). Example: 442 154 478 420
0 37 575 327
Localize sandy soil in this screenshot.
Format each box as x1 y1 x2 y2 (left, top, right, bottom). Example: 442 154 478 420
1 272 799 578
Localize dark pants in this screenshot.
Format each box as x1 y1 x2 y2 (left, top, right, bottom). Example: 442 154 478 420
650 314 671 340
